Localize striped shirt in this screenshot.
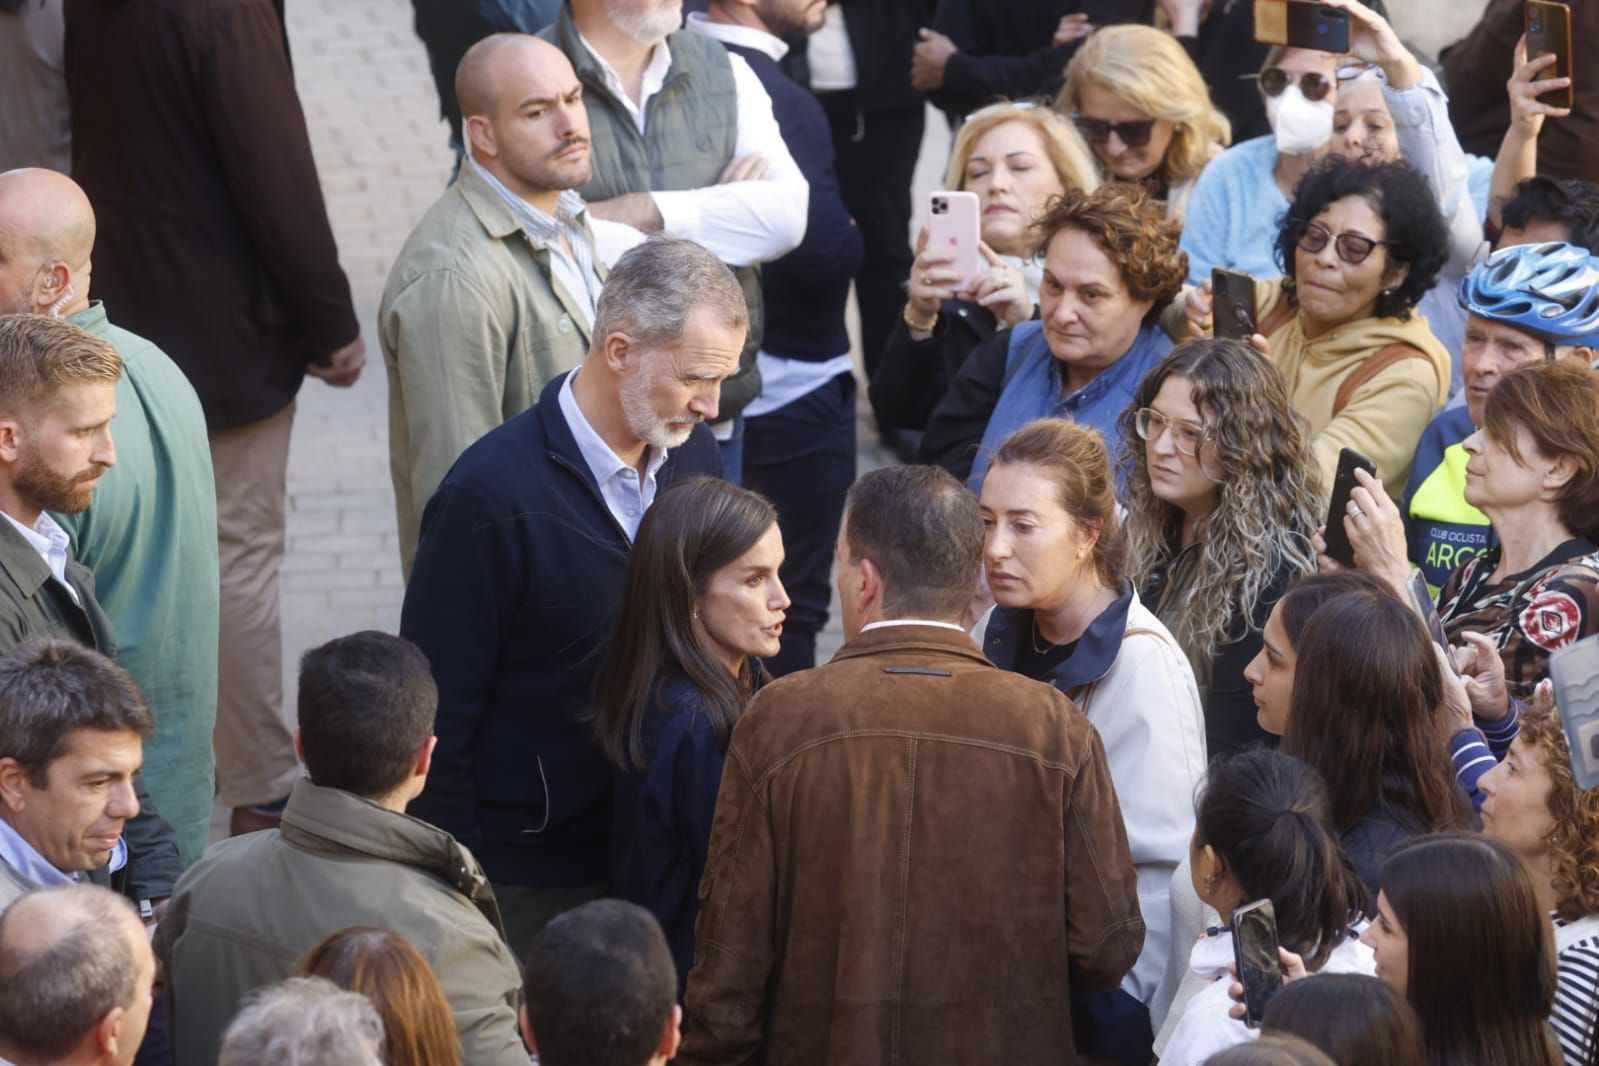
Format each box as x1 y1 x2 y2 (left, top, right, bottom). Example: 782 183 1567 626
1554 913 1599 1066
467 158 602 325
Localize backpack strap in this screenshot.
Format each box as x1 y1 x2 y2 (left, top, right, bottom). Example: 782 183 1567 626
1065 627 1175 715
1332 344 1433 417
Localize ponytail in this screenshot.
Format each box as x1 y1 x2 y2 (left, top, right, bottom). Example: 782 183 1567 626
1195 750 1367 968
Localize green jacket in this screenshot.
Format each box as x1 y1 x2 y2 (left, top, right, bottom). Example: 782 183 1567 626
380 163 599 575
56 302 219 865
0 515 114 654
156 780 527 1066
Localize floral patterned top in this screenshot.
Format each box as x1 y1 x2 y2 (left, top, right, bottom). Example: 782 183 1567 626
1437 538 1599 698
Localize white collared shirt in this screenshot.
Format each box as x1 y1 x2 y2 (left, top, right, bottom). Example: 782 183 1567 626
807 4 857 91
557 370 666 541
1 509 80 605
860 619 970 635
576 22 809 268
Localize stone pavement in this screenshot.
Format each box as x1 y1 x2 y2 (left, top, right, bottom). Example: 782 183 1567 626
274 0 947 707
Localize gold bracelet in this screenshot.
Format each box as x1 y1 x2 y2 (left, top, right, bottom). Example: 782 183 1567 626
903 304 939 333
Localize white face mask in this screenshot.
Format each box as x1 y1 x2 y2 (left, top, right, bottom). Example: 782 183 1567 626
1266 86 1334 157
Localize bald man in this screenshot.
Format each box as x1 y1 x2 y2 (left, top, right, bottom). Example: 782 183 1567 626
0 168 219 864
0 884 156 1066
381 34 623 575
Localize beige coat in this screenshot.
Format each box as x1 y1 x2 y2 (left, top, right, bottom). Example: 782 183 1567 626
380 164 600 574
155 781 526 1066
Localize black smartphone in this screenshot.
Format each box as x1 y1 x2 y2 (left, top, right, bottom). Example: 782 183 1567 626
1407 571 1460 675
1255 0 1350 53
1233 899 1285 1028
1526 0 1574 110
1213 268 1259 340
1323 447 1377 568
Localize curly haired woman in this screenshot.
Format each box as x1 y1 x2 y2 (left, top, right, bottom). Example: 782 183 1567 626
1121 339 1323 754
921 181 1188 495
1478 693 1599 1066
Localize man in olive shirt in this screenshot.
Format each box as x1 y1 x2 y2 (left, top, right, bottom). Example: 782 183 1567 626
0 168 219 863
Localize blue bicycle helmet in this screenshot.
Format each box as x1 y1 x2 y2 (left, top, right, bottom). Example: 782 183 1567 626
1458 241 1599 347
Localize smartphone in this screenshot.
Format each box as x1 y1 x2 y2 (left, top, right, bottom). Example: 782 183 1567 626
1233 899 1285 1028
927 191 982 294
1550 636 1599 790
1323 447 1377 568
1526 0 1574 110
1213 269 1259 340
1407 571 1461 675
1255 0 1350 53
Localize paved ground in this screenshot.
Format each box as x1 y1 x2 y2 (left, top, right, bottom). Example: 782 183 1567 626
268 0 1491 744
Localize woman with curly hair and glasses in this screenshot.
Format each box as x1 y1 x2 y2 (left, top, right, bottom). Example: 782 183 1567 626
1477 692 1599 1066
1121 339 1323 755
923 181 1187 495
1173 156 1452 501
1056 24 1230 222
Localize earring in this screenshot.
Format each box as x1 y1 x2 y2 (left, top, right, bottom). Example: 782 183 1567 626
692 610 700 620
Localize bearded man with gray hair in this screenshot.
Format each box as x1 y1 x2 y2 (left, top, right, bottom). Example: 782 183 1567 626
402 236 739 952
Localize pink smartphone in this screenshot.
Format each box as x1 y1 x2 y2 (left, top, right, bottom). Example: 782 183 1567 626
927 191 982 292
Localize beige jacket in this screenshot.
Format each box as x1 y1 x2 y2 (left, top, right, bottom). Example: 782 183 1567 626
380 164 600 574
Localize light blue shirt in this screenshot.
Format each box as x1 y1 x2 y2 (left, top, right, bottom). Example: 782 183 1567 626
1179 134 1288 286
0 816 126 887
556 370 667 541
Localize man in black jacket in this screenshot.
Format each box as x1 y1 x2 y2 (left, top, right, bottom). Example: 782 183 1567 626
65 0 365 839
401 237 738 953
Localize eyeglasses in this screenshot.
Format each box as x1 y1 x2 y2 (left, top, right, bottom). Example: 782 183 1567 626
1134 408 1211 456
1071 114 1157 148
1292 219 1391 265
1257 67 1334 101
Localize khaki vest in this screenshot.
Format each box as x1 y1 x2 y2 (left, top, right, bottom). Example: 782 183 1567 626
543 7 763 417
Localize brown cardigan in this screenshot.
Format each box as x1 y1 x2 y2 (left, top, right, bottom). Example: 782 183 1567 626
680 623 1144 1066
64 0 358 430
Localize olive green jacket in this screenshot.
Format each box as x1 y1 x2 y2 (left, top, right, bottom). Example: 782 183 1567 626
380 162 599 575
156 780 526 1066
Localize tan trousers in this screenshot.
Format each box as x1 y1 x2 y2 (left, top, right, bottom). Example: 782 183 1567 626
209 402 300 808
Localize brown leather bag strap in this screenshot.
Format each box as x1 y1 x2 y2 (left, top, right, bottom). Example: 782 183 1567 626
1258 297 1297 338
1332 344 1431 417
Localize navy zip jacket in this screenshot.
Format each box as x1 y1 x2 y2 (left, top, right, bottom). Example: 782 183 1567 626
401 372 723 889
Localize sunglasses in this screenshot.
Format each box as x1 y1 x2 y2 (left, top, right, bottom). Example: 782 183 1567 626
1257 67 1334 101
1071 114 1157 148
1134 408 1211 457
1292 220 1391 265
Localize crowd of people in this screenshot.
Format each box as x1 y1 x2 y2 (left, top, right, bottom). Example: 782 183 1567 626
2 0 1599 1063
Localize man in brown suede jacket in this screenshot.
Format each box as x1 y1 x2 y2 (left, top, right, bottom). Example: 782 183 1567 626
680 464 1144 1065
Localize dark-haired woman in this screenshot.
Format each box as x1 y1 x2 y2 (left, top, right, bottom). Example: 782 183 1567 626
1363 834 1563 1066
1175 157 1452 502
1286 583 1472 897
1160 749 1371 1065
1122 340 1322 755
920 182 1187 494
593 477 789 993
1263 974 1425 1066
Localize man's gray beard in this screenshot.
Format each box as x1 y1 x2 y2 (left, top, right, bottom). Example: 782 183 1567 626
620 365 695 451
603 0 680 45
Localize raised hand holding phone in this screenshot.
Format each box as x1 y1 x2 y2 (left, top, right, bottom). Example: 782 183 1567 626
926 191 982 295
1526 0 1574 110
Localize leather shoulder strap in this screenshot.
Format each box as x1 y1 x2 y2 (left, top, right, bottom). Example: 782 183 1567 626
1259 297 1297 337
1332 344 1431 417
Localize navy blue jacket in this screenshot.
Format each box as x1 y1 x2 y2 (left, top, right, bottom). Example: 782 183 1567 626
611 673 741 996
401 372 723 889
721 40 863 363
